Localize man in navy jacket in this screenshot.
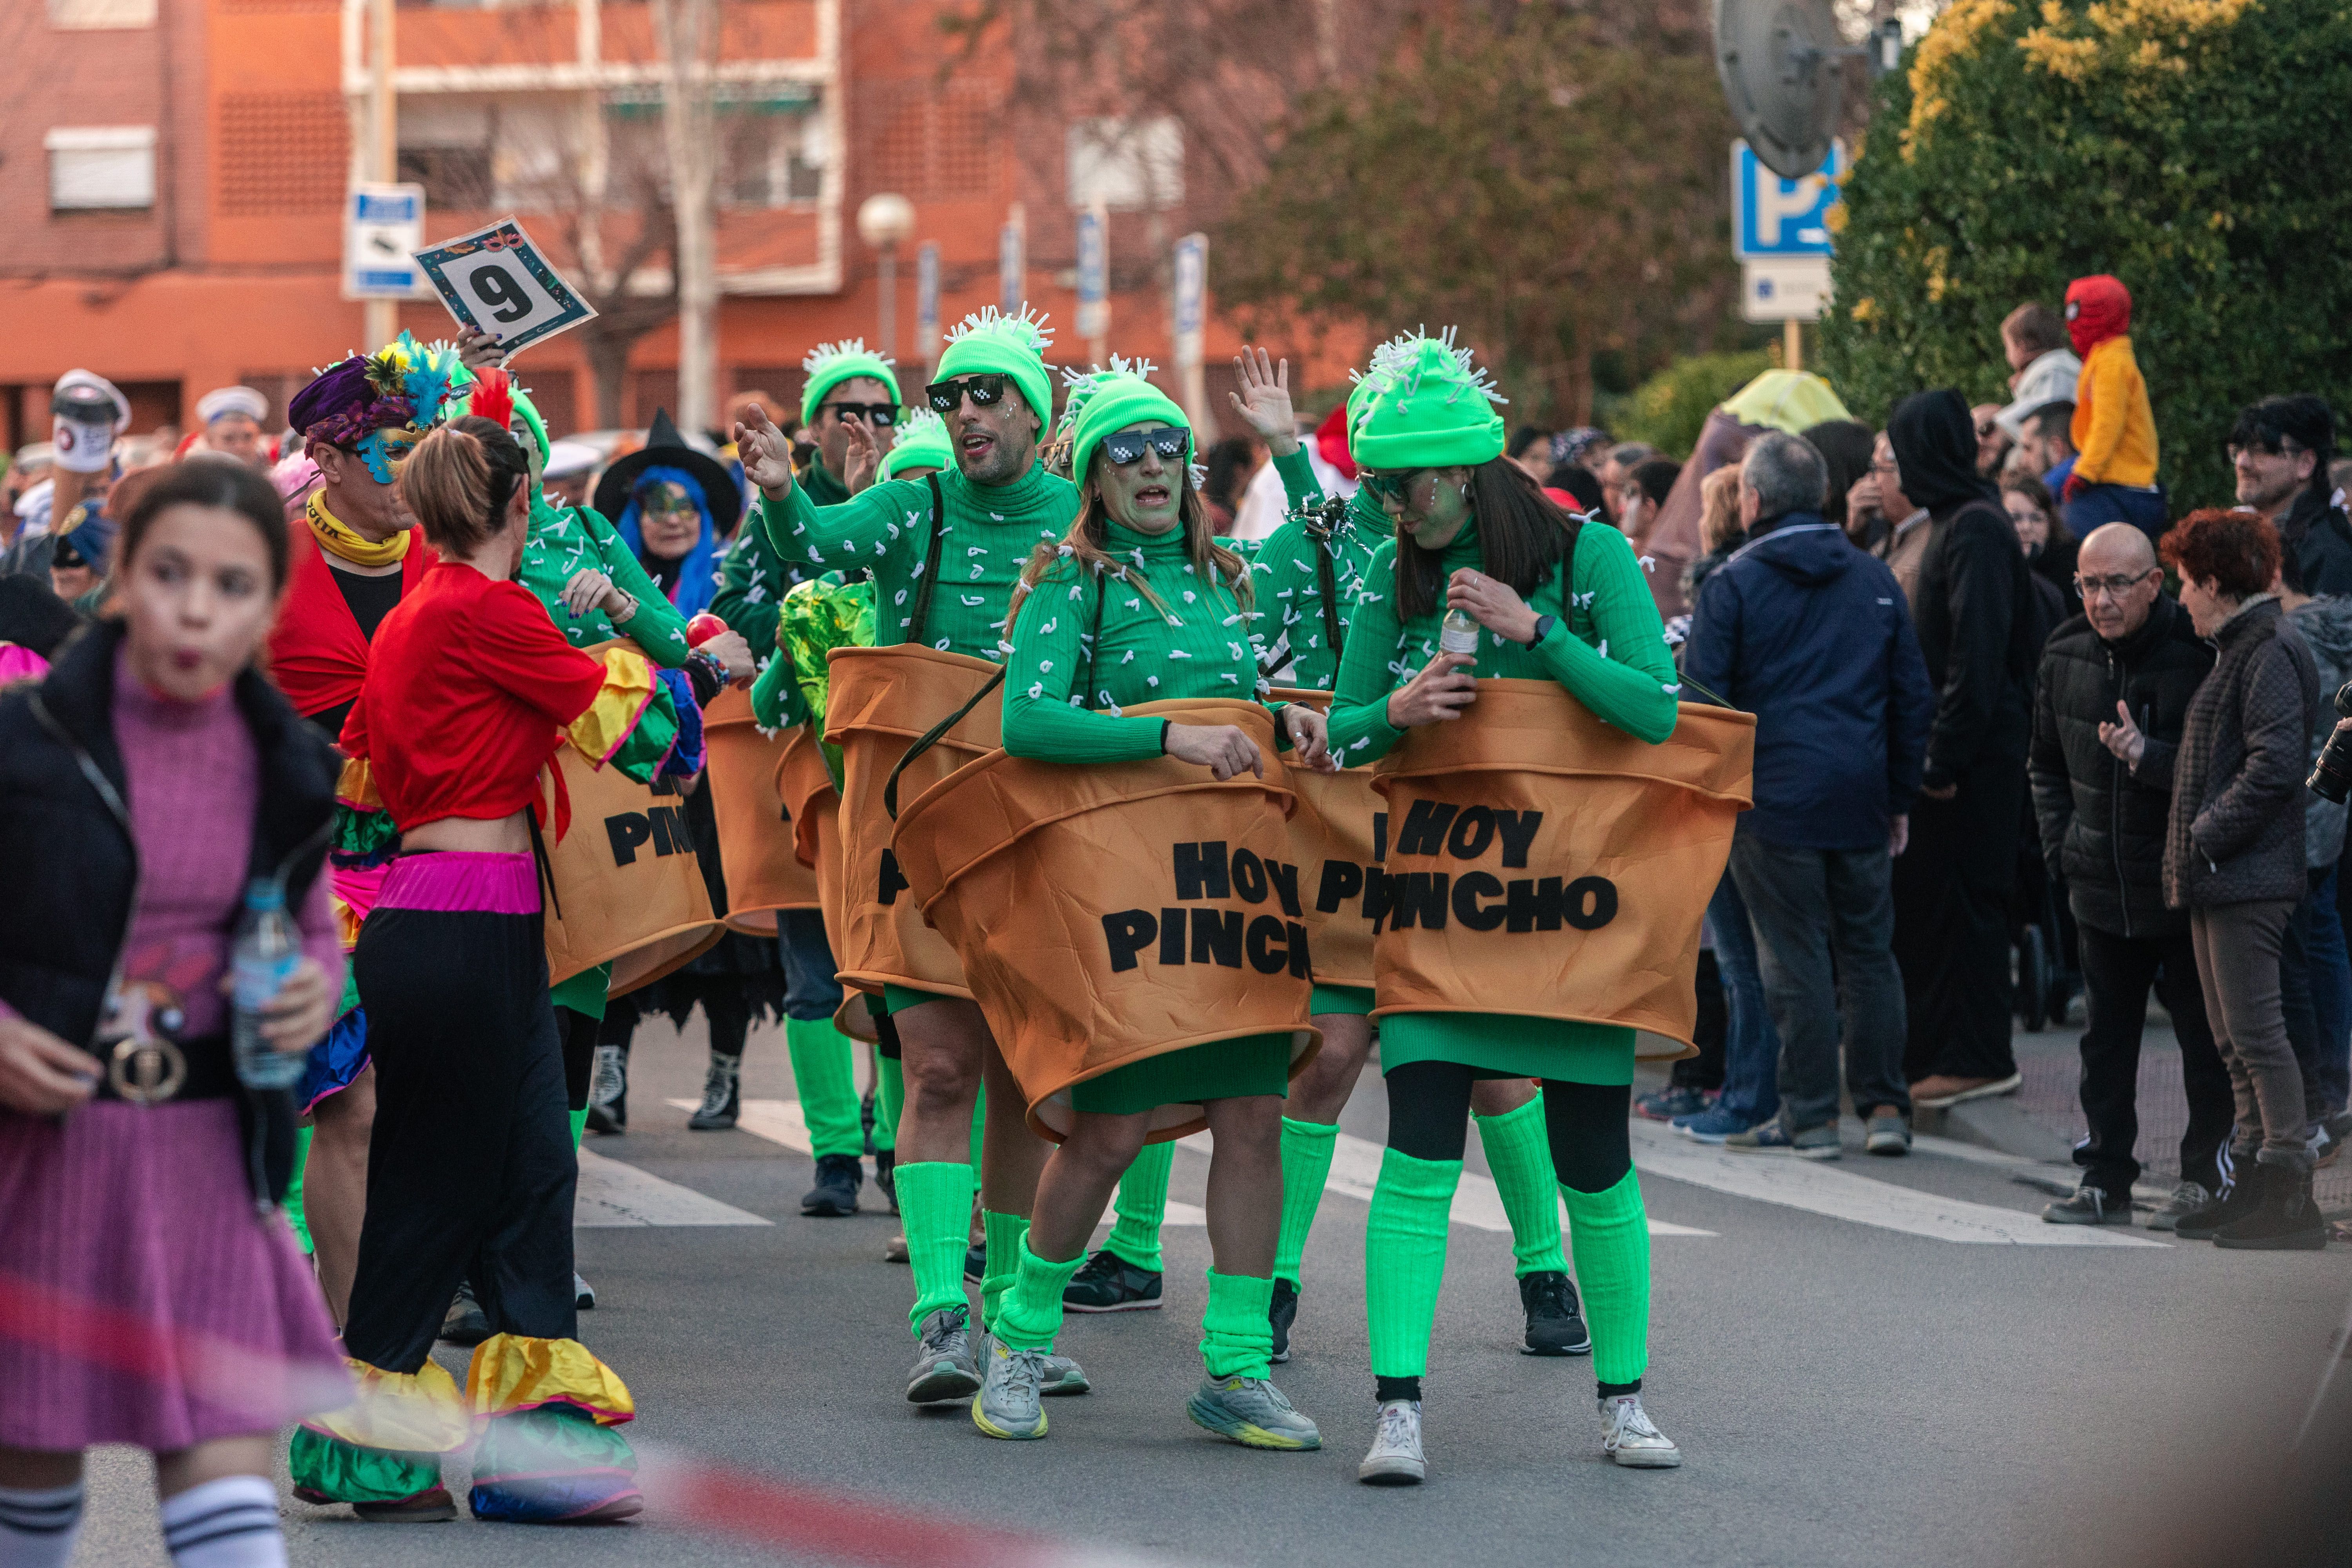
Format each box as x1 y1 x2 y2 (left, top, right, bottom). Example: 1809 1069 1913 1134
1686 431 1937 1157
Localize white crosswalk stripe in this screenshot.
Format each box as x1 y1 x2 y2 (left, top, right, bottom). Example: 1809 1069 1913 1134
575 1147 771 1228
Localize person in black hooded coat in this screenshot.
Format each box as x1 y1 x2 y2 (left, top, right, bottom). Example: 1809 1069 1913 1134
1886 390 2042 1105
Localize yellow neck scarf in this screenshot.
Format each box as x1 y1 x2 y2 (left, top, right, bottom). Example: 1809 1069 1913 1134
307 490 410 569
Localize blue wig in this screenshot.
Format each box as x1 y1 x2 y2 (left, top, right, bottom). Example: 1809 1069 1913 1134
615 465 719 619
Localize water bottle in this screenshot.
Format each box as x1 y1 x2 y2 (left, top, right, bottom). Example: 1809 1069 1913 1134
231 878 305 1089
1439 607 1482 658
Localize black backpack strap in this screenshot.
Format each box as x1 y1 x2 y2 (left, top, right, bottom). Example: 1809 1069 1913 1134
1314 530 1345 663
883 665 1007 820
906 472 947 647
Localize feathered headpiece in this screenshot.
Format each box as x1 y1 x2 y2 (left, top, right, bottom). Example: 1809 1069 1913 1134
290 332 467 481
466 365 517 433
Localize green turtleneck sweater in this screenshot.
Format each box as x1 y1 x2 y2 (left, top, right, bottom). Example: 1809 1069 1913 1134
718 455 849 654
753 458 1080 664
519 494 693 666
1251 448 1387 692
1003 521 1282 764
1327 514 1680 760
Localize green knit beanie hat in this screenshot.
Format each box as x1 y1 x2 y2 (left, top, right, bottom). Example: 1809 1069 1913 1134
1063 358 1192 489
799 339 903 429
877 407 954 481
1348 327 1508 471
936 305 1056 435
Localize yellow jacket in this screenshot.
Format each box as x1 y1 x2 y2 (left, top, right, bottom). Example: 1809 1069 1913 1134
2070 336 2159 488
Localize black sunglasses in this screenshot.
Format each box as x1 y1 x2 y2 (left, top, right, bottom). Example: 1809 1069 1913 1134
926 374 1011 413
820 401 897 428
1357 468 1426 503
1099 426 1189 466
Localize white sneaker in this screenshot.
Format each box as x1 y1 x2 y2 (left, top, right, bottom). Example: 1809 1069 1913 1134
1357 1398 1426 1485
1600 1393 1681 1468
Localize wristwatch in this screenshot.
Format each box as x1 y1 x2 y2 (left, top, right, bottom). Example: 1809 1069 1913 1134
1524 613 1557 648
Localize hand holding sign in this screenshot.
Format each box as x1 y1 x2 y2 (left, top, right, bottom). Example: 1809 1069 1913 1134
413 217 597 357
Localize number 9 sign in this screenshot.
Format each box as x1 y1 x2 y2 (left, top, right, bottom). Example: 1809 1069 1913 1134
412 216 597 355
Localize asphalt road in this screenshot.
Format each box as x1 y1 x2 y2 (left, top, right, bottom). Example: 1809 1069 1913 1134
74 1014 2352 1568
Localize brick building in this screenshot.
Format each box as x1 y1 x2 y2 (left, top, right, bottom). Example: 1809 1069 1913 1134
0 0 1314 448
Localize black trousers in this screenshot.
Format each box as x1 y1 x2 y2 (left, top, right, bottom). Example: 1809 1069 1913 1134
1892 754 2025 1084
1383 1060 1632 1193
2074 921 2236 1195
345 904 577 1373
1670 949 1729 1093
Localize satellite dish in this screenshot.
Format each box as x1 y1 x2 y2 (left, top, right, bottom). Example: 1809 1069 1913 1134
1714 0 1844 179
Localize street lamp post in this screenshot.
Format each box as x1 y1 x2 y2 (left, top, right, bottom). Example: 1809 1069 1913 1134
856 193 918 361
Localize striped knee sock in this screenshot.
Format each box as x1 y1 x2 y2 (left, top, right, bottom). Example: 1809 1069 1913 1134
785 1016 863 1159
979 1209 1031 1328
993 1238 1084 1352
160 1475 283 1568
0 1481 83 1568
896 1161 977 1336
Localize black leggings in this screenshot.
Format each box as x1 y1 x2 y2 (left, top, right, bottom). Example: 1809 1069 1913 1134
1383 1061 1632 1193
558 1004 599 1112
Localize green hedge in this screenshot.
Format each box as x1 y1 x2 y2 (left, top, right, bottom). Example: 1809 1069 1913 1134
1615 351 1774 460
1818 0 2352 511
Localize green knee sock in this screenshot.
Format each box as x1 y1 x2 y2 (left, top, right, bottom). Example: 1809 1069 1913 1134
868 1049 896 1153
896 1161 977 1336
1273 1118 1340 1286
1200 1270 1277 1380
993 1239 1084 1352
1365 1148 1460 1380
1563 1167 1651 1387
979 1209 1030 1329
785 1016 863 1159
1476 1093 1570 1277
285 1124 315 1255
1103 1140 1174 1272
878 1054 905 1144
570 1107 589 1149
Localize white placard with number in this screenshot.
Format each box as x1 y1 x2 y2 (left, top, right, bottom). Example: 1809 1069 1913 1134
412 216 598 355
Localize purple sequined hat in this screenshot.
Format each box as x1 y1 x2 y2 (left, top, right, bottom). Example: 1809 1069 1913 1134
287 358 379 445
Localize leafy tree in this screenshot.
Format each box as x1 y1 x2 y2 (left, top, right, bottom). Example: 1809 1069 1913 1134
1618 350 1774 458
1214 9 1738 423
1818 0 2352 509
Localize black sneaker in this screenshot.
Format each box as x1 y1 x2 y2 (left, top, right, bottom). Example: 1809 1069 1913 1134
964 1241 987 1282
1270 1276 1299 1363
439 1282 490 1347
800 1153 862 1217
2174 1176 2265 1240
1519 1270 1591 1356
686 1053 741 1131
2043 1183 2132 1226
875 1149 898 1213
1062 1249 1163 1312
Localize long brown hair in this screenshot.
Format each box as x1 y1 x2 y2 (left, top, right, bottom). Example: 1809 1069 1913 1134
1392 457 1581 622
1009 460 1253 633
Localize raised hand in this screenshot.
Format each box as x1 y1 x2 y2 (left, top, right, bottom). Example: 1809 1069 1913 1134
842 416 884 494
733 406 797 499
456 325 508 372
1227 347 1301 456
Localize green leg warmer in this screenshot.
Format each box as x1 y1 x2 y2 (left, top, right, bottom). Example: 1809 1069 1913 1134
1563 1167 1651 1387
1365 1148 1460 1380
993 1238 1084 1352
785 1016 863 1160
285 1124 314 1255
896 1161 976 1337
867 1046 895 1153
1476 1092 1570 1277
1102 1139 1174 1272
569 1107 589 1149
1273 1118 1340 1286
1200 1270 1277 1381
979 1209 1030 1329
877 1053 905 1160
969 1082 987 1171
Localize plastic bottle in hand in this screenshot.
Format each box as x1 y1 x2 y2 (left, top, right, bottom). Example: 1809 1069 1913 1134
231 877 305 1089
1439 607 1482 658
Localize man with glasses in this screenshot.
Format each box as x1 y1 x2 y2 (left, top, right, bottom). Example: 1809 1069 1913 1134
1866 431 1931 606
2029 523 2231 1227
737 307 1080 1408
2232 396 2352 598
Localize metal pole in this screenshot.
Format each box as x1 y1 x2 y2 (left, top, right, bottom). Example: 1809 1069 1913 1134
1784 318 1802 373
365 0 397 349
877 243 897 362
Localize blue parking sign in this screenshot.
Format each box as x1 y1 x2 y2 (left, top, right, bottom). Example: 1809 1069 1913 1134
1732 140 1845 259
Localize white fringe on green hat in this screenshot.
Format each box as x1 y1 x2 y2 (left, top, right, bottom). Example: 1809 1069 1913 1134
1347 325 1509 472
799 338 902 428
